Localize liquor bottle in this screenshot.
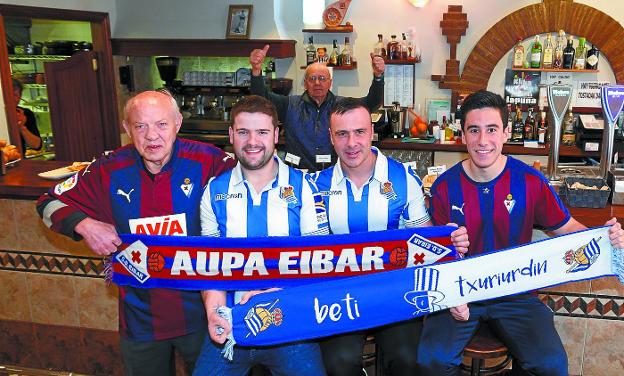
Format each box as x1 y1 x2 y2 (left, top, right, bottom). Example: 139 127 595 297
512 38 525 69
374 33 386 58
562 109 576 146
341 37 353 67
524 107 536 141
506 104 513 135
542 34 554 69
553 29 566 69
574 37 587 70
306 36 316 66
400 33 409 60
530 35 542 69
562 35 575 69
443 116 453 141
537 114 547 144
512 106 524 142
329 39 339 66
585 43 599 70
387 35 399 60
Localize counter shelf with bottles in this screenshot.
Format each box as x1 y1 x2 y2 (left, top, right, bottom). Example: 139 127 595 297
302 27 355 70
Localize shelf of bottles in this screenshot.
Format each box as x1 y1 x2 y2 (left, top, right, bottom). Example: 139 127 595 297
512 67 599 73
511 30 600 72
302 32 355 71
22 84 47 90
302 24 354 33
9 54 69 62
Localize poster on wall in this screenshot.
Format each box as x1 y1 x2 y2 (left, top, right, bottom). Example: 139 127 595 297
575 81 610 108
504 69 541 106
384 64 414 107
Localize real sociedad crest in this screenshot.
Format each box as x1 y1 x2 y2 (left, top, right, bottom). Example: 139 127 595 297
564 237 601 273
280 186 298 205
380 181 398 200
404 267 446 315
244 299 283 338
116 240 151 283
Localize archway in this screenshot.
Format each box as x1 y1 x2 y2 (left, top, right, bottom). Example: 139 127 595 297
459 0 624 93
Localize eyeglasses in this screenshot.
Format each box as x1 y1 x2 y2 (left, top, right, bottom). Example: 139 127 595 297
306 75 330 83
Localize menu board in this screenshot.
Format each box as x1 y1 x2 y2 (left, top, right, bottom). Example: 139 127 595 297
504 69 541 106
384 64 414 107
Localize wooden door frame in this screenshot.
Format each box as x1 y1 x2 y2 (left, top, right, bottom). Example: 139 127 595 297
0 4 120 152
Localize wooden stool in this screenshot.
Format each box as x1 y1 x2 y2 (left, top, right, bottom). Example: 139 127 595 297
460 323 512 376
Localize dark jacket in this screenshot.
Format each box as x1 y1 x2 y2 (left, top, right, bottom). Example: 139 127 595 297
251 74 384 171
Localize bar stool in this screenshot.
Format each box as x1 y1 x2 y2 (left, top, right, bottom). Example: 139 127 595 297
460 323 513 376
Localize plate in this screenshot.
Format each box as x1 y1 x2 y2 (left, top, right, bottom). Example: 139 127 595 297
38 162 90 180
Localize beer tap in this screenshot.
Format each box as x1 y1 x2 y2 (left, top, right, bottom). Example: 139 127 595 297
546 85 573 182
599 86 624 179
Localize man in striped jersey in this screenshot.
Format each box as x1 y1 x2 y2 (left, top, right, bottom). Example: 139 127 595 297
36 91 236 375
194 95 329 375
314 97 468 376
418 90 624 376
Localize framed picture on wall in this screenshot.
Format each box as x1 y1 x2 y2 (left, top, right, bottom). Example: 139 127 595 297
226 5 253 39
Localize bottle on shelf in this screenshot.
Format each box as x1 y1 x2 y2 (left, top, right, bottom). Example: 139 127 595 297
562 35 575 69
574 37 587 70
542 34 554 69
306 36 316 66
585 42 599 70
562 108 576 146
400 33 409 60
553 29 566 69
374 34 386 59
512 38 525 69
329 39 340 66
512 106 524 142
443 115 453 141
537 111 547 144
524 107 536 141
506 104 513 134
341 37 353 67
530 35 542 69
387 35 399 60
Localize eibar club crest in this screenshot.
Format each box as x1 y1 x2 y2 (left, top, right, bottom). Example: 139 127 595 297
504 193 516 213
564 237 601 273
380 181 398 200
180 177 194 198
244 299 283 338
280 186 298 205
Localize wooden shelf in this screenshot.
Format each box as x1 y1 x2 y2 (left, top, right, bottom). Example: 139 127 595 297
299 61 357 70
511 67 599 73
111 38 297 58
302 24 353 33
384 58 420 64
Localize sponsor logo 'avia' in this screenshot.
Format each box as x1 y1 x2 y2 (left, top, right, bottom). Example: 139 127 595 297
129 213 187 236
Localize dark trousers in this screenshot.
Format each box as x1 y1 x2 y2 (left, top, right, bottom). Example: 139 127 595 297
417 297 568 376
321 319 422 376
120 329 206 376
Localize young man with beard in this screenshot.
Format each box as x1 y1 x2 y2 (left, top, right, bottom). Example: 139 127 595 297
418 90 624 376
313 97 468 376
194 95 329 375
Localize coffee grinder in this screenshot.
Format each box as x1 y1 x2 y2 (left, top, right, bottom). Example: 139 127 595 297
155 56 181 95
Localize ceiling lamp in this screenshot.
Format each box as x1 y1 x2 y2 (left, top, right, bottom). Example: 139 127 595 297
408 0 430 7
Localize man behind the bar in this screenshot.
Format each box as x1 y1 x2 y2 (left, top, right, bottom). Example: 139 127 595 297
313 97 468 376
194 95 329 375
37 90 235 375
249 45 385 172
418 90 624 376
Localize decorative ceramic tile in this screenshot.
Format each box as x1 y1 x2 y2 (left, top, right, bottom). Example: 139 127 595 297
591 276 624 296
583 319 624 375
0 319 39 368
553 315 586 376
0 250 105 277
0 199 19 250
27 273 79 326
81 327 123 376
0 270 31 321
74 277 118 331
540 292 624 320
35 323 85 373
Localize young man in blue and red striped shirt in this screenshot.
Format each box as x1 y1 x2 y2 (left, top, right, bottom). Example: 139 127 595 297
37 91 235 375
418 90 624 376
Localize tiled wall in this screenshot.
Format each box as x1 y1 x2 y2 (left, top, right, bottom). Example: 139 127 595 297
1 198 623 375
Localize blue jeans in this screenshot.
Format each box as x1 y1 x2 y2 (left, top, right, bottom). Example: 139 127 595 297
192 335 326 376
417 296 568 376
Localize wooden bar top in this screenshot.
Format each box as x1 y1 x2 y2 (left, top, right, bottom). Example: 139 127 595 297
377 138 599 157
1 160 622 226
